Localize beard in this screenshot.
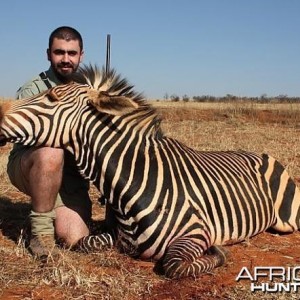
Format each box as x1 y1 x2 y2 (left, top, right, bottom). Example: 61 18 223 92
51 62 79 83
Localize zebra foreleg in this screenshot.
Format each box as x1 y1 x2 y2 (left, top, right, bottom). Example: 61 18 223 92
160 240 228 279
74 232 115 253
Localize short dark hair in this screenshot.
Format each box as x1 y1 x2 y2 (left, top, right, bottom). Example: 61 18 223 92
49 26 83 51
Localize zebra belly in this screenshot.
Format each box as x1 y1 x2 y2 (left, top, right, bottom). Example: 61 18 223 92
211 215 275 246
217 230 263 246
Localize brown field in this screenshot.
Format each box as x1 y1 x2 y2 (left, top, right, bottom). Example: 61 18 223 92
0 100 300 299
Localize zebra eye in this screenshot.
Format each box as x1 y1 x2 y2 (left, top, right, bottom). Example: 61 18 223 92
47 94 55 102
47 89 60 102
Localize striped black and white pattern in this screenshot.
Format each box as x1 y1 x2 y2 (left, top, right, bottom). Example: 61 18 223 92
0 65 299 279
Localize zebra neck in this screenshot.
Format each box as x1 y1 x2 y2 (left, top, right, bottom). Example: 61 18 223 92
97 129 160 205
71 110 163 200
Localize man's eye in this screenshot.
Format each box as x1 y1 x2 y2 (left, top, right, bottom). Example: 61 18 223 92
68 51 77 56
52 50 78 56
53 50 65 55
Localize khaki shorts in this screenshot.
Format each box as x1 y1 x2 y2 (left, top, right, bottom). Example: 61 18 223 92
7 145 92 222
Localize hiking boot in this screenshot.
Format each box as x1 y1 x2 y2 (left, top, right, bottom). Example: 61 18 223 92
28 234 58 262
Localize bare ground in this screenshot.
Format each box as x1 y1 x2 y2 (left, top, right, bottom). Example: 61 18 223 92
0 102 300 299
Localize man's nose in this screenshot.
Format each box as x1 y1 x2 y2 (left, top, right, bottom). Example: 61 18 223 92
61 53 70 62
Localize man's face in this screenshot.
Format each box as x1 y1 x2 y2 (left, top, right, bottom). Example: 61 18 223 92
47 37 84 82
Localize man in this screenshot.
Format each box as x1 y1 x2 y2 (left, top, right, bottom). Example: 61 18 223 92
7 26 91 260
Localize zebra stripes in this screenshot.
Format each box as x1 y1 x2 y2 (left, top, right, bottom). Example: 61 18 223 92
0 65 299 279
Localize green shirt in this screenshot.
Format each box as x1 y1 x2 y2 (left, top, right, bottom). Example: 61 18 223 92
16 67 61 99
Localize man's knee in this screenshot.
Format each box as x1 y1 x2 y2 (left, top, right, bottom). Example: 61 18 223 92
23 147 64 173
7 147 65 201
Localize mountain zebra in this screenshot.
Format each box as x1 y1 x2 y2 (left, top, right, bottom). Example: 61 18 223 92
0 65 299 279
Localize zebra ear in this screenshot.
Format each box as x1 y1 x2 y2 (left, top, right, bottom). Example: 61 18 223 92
88 91 139 116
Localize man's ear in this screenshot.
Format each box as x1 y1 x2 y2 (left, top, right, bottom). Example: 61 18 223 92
47 48 51 62
88 91 139 116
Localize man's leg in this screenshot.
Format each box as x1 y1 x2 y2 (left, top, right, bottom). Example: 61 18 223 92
55 206 90 246
8 146 64 259
54 150 91 246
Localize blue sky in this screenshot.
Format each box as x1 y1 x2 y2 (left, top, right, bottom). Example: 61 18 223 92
0 0 299 99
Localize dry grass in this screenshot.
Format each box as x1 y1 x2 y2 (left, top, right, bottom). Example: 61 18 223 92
153 101 300 178
0 101 300 299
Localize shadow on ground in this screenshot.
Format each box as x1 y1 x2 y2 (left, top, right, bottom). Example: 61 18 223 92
0 197 30 243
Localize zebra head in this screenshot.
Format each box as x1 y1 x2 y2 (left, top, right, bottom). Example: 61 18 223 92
0 65 147 151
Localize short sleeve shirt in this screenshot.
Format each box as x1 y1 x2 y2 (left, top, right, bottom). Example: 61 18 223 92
16 68 61 99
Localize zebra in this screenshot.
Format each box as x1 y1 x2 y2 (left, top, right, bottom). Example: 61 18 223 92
0 65 299 279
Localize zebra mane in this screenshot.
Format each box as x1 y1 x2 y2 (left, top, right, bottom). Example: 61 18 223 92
73 64 145 104
71 64 163 138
